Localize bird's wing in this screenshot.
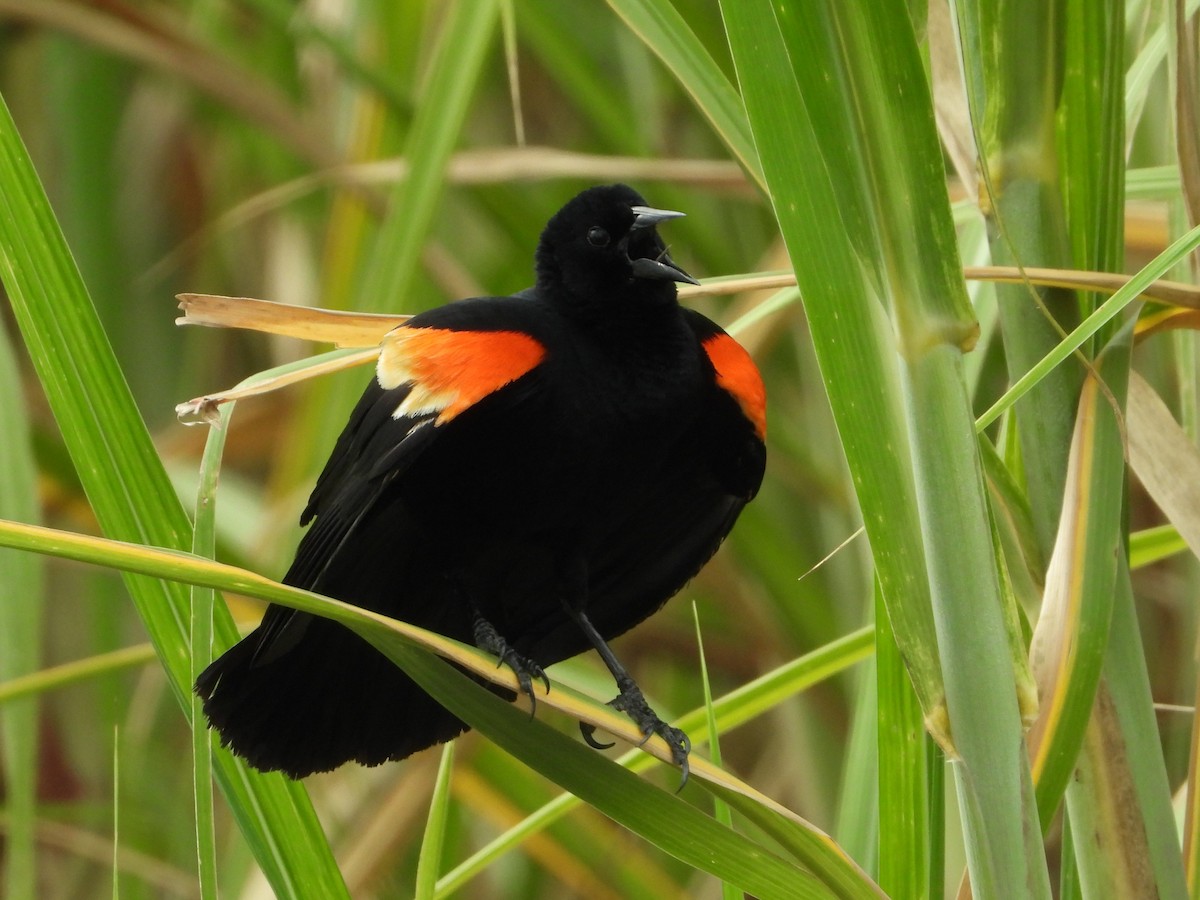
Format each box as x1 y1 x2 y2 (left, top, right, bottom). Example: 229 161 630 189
682 309 767 468
253 299 549 661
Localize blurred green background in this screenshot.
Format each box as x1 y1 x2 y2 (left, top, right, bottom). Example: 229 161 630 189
0 0 1193 897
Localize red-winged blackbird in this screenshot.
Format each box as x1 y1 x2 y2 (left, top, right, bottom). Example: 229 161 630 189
196 184 766 778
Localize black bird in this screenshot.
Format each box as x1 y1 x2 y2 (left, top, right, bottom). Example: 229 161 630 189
196 184 767 778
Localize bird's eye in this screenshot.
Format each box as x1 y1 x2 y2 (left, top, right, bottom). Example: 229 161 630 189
586 226 610 247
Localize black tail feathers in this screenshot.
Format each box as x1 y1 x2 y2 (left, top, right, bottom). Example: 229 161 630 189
195 613 469 778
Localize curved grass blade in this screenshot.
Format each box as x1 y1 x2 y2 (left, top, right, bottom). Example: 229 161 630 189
0 518 881 899
607 0 763 188
0 89 348 899
1026 328 1130 826
435 627 873 896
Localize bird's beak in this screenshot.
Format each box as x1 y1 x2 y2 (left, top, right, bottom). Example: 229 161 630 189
630 205 686 230
630 255 699 284
628 206 700 285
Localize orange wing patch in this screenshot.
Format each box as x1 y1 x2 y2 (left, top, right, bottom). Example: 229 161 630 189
702 333 767 439
377 326 546 424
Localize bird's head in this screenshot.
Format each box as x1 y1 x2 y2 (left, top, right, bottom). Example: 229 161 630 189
535 184 698 313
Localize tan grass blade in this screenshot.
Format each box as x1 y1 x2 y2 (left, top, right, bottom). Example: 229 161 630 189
1127 372 1200 557
1135 308 1200 342
175 349 380 425
962 266 1200 308
176 294 408 347
176 268 1199 422
177 268 1199 348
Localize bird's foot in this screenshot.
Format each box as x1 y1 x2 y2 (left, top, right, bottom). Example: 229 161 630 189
579 676 691 789
473 615 549 716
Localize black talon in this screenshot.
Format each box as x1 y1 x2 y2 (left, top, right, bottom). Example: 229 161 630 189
662 726 691 792
473 612 548 716
577 673 692 789
627 712 692 791
610 678 692 787
673 753 691 793
579 722 615 750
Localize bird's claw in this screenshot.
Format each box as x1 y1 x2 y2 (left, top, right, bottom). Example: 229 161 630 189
474 616 549 717
497 651 548 717
580 680 692 790
579 722 616 750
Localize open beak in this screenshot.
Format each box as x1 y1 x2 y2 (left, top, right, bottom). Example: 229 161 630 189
627 206 700 285
630 205 686 230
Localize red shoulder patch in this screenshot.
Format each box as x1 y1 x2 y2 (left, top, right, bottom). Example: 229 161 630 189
377 326 546 424
702 333 766 439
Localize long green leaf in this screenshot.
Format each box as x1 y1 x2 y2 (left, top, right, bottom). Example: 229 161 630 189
876 588 929 898
1027 329 1130 826
607 0 763 188
975 222 1200 432
1064 558 1189 898
371 641 843 900
0 298 41 900
415 744 457 899
953 0 1082 556
437 626 874 896
721 3 1052 894
0 517 882 899
718 0 944 735
355 0 501 313
191 405 231 900
0 88 348 899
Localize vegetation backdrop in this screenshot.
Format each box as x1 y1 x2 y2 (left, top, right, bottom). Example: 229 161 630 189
0 0 1196 898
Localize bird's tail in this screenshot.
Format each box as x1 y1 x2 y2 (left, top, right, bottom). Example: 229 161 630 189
195 613 469 777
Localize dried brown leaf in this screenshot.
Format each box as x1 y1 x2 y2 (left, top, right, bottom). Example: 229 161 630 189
176 294 407 347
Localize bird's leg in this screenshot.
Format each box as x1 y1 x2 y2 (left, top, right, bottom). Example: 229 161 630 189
446 575 550 715
471 612 550 715
560 561 691 786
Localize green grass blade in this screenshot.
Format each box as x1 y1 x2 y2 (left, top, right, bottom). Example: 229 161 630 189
415 743 457 899
975 221 1200 432
696 780 883 899
1060 0 1125 318
0 88 348 899
1064 558 1189 897
355 0 501 313
718 0 944 733
1129 525 1188 568
953 0 1083 556
834 654 879 878
901 348 1049 897
721 3 1052 893
0 644 159 704
372 641 844 900
436 627 874 896
0 303 42 900
692 604 738 900
0 518 879 899
875 588 929 898
607 0 762 188
191 405 231 900
1027 330 1130 826
112 725 120 899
